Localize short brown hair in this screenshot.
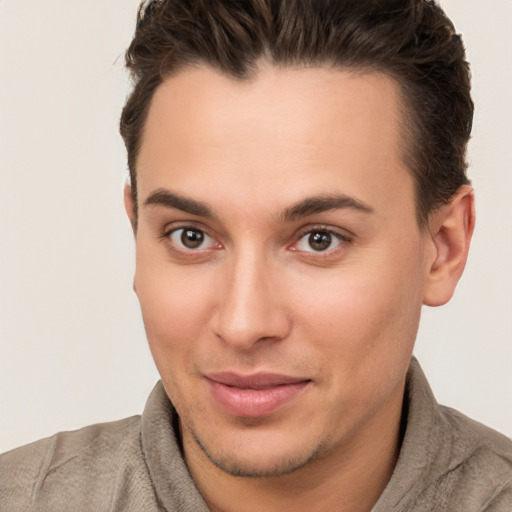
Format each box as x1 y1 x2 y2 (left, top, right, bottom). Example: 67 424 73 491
120 0 473 227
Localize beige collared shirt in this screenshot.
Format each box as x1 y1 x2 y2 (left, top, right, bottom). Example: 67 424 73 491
1 358 511 511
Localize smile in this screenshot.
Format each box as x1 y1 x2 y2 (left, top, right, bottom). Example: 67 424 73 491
204 372 311 418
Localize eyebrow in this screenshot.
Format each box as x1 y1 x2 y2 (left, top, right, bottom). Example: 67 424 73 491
143 188 373 221
144 189 215 218
280 194 374 222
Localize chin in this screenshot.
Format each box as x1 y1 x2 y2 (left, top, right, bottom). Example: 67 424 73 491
189 425 327 478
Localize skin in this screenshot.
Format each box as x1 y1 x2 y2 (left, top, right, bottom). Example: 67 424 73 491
125 64 474 512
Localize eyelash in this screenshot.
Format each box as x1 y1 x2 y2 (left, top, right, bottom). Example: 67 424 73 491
159 224 222 255
159 224 352 258
291 226 352 256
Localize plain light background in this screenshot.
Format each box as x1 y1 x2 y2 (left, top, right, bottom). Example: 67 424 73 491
0 1 511 454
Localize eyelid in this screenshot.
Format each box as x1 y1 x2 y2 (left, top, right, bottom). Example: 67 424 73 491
289 225 352 255
294 224 353 241
160 222 223 253
161 220 213 238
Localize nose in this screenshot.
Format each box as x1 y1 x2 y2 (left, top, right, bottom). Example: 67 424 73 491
211 249 291 350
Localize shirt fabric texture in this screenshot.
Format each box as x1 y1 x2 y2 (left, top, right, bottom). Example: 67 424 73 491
1 358 511 511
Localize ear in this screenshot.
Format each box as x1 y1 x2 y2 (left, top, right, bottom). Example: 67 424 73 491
123 184 138 294
423 185 475 307
124 184 137 234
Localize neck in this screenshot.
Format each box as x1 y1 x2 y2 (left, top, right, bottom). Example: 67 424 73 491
183 381 405 512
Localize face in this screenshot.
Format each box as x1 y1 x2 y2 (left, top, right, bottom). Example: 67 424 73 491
131 65 433 477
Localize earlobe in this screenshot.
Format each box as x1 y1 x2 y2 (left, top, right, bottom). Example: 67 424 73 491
124 184 137 234
423 185 475 307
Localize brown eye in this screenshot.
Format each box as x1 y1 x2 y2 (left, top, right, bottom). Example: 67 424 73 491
308 231 333 251
295 229 345 253
181 229 205 249
167 227 219 251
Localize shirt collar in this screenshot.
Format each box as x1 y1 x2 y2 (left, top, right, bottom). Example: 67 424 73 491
141 357 443 512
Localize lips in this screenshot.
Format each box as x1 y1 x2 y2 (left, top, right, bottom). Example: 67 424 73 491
205 372 311 417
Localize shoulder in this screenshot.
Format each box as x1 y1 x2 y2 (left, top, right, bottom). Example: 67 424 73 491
436 406 512 509
440 404 512 466
0 416 148 510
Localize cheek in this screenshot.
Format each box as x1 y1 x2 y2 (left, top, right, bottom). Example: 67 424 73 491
287 259 424 425
133 246 216 372
289 250 425 367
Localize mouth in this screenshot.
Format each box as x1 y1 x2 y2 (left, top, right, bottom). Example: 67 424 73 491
204 372 311 418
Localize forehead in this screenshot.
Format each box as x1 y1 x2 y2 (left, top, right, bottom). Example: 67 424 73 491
136 64 415 223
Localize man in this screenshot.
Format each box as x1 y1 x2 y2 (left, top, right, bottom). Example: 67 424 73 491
1 0 511 510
